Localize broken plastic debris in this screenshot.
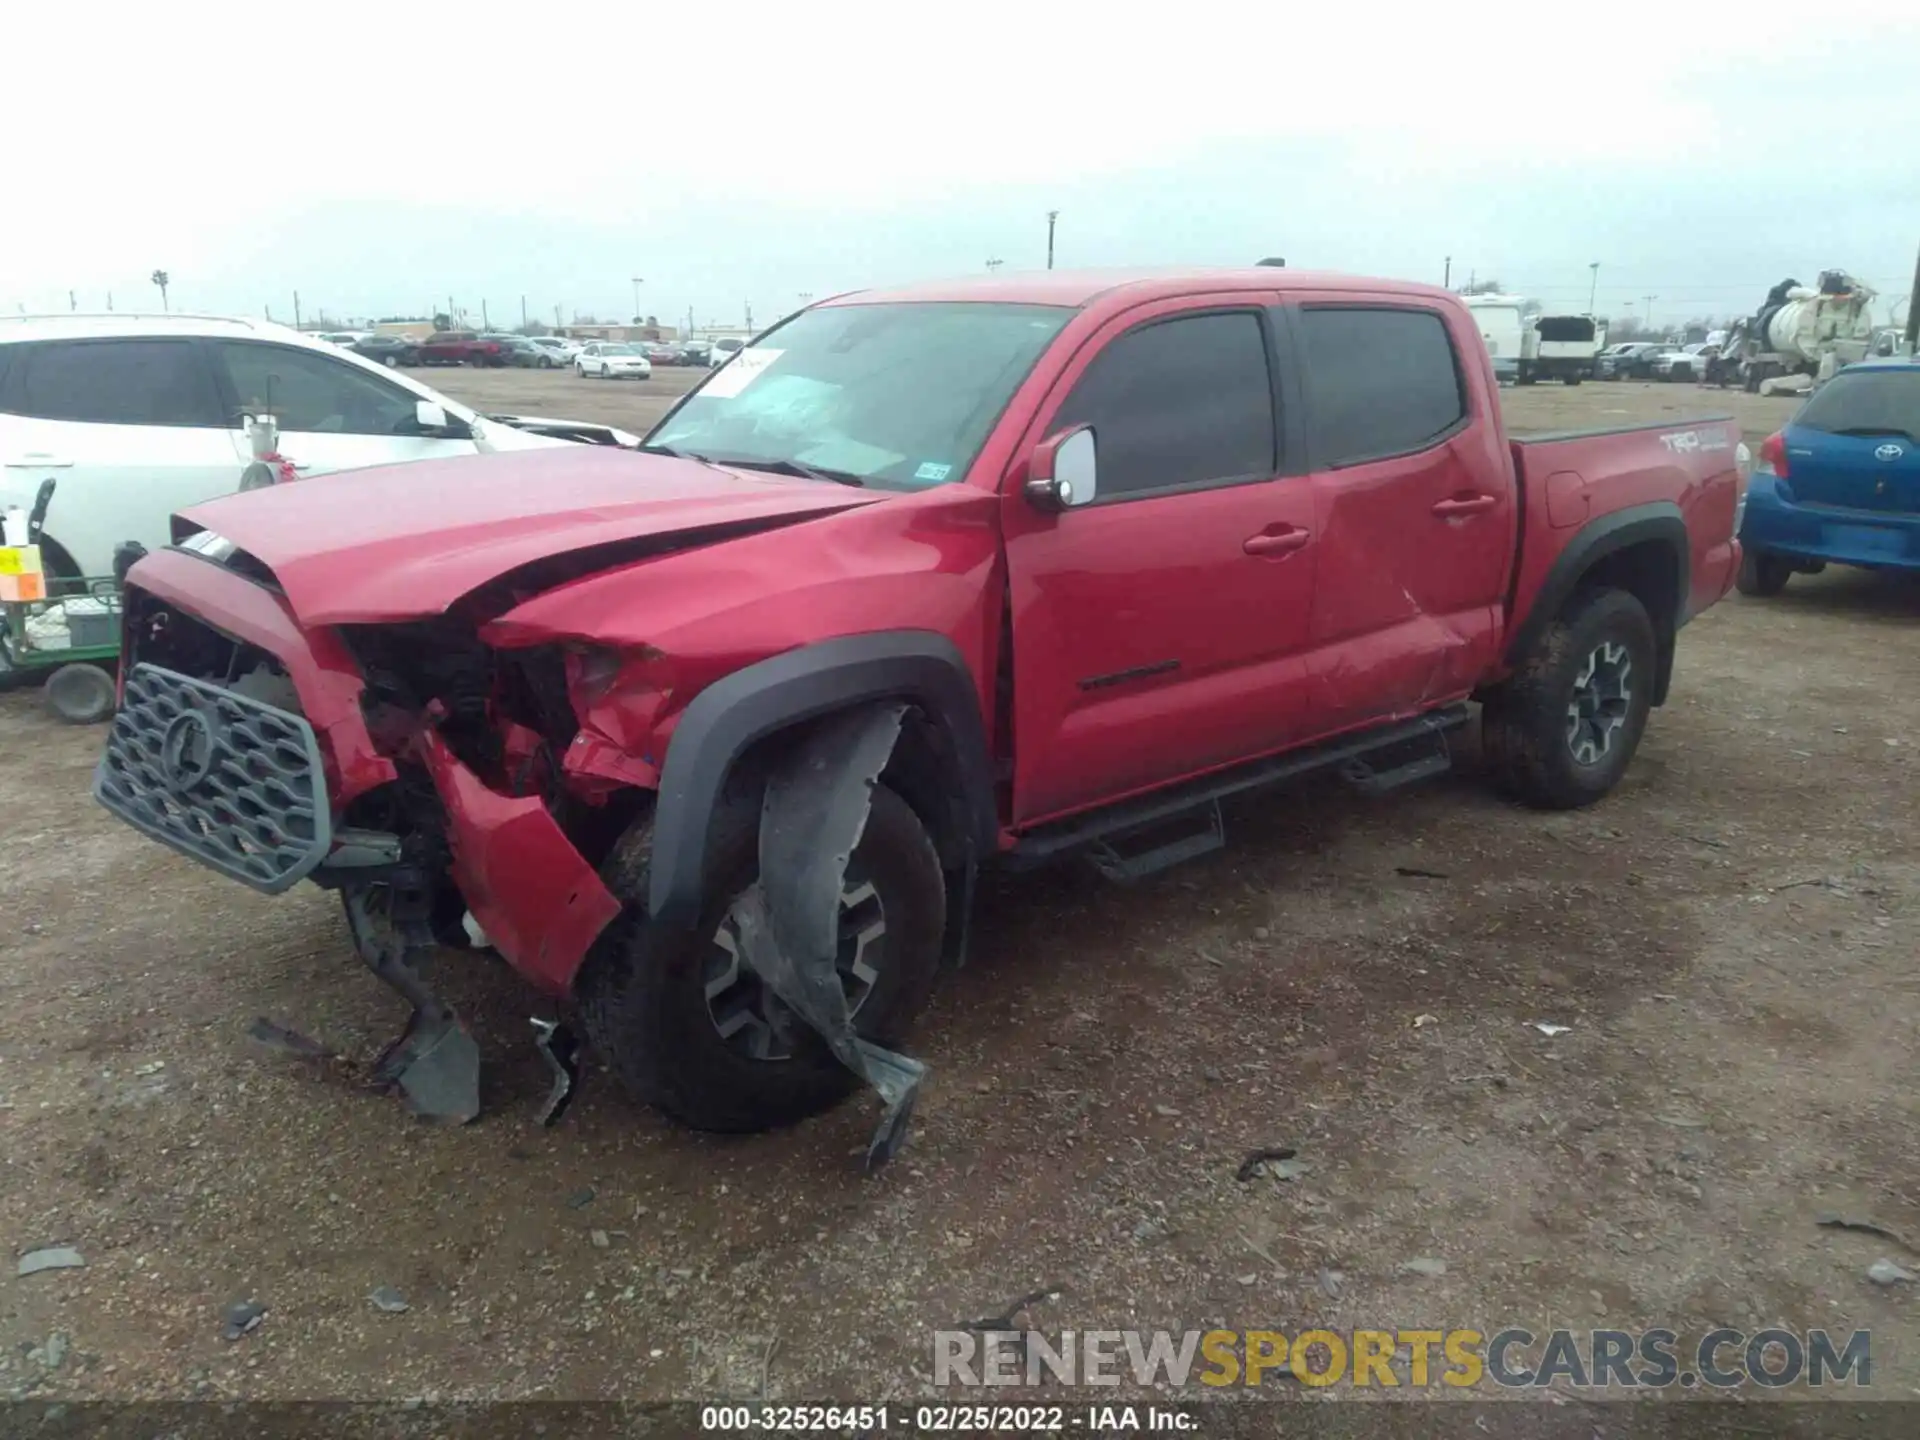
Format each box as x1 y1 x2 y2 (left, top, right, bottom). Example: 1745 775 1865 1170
17 1247 85 1277
370 1286 410 1313
246 1017 334 1059
221 1300 268 1341
1413 1013 1440 1029
1529 1022 1572 1037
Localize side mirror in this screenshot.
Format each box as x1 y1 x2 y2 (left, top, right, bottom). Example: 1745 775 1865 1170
415 399 470 438
1024 425 1098 513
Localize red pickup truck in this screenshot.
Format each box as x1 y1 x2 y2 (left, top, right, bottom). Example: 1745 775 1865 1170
415 330 508 367
94 270 1748 1167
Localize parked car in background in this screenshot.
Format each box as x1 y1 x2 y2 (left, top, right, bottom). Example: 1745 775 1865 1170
646 343 686 366
1736 358 1919 595
1599 342 1665 380
315 331 372 347
1654 343 1712 382
87 269 1746 1165
575 342 653 380
495 337 554 368
707 336 746 368
417 331 509 367
528 336 580 366
0 315 641 582
679 341 712 366
347 335 421 368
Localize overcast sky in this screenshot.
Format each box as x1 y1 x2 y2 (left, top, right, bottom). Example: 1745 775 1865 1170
7 0 1916 332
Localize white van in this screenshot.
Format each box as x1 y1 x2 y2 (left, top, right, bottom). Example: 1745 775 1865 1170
1464 296 1527 383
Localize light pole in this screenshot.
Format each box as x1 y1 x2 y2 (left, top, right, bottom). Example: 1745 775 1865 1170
1643 295 1657 332
986 257 1003 273
1046 211 1059 270
150 269 170 311
1588 262 1600 314
630 277 644 324
1444 256 1452 288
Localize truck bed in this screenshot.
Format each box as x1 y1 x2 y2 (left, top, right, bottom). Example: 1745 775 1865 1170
1507 414 1745 633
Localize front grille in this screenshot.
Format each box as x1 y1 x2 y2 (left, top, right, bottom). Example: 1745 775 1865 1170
94 664 333 893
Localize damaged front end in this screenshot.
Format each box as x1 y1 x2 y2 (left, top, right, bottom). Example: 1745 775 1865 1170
95 548 956 1168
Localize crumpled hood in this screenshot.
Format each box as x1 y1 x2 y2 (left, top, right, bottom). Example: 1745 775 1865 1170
175 446 881 625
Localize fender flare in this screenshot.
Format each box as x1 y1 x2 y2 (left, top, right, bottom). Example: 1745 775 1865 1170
1504 501 1689 703
647 631 997 929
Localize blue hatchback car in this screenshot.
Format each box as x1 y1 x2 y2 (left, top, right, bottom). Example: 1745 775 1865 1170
1737 359 1920 595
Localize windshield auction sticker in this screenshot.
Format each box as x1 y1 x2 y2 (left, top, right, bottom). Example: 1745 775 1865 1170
700 347 783 399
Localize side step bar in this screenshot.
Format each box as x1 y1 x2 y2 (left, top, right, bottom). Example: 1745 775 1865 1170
1007 704 1471 873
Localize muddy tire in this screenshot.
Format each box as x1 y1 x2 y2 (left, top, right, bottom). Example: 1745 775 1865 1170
1481 588 1656 810
577 780 945 1133
1736 550 1793 598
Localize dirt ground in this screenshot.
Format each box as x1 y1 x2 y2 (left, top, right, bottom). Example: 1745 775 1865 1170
2 371 1915 1410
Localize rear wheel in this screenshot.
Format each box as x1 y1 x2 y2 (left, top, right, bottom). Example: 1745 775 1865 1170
1482 588 1656 810
1736 550 1793 597
578 781 946 1133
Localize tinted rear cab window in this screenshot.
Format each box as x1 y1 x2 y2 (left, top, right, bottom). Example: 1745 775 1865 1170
1298 308 1465 467
0 339 222 427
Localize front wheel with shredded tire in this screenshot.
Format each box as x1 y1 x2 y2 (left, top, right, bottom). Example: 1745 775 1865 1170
577 781 946 1134
1482 587 1656 810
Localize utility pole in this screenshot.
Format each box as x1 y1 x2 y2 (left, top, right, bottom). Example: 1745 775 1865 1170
744 301 754 332
986 257 1004 273
520 295 527 329
482 299 490 330
1588 261 1600 313
1046 211 1059 270
1643 295 1657 332
151 270 170 311
1443 256 1451 288
631 277 644 324
106 292 112 311
293 291 302 330
69 290 76 312
555 304 563 329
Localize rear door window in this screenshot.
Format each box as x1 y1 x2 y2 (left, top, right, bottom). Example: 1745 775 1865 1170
1 339 223 427
1297 308 1466 467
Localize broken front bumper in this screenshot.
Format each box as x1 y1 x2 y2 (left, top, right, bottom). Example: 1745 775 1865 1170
95 549 623 996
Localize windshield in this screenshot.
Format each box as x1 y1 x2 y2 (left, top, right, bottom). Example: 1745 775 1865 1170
600 344 639 356
1796 370 1920 440
646 302 1072 490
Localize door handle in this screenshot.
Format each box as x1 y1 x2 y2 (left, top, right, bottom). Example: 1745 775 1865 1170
5 453 73 468
1432 493 1498 517
1243 527 1312 557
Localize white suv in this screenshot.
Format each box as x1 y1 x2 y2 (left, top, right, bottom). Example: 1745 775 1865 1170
0 315 639 580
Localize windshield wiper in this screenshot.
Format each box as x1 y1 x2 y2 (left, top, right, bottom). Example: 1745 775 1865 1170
710 456 866 488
